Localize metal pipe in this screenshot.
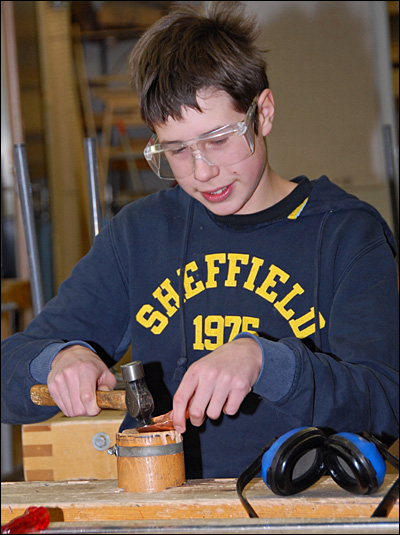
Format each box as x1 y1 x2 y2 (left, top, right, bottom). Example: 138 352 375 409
382 125 399 251
39 518 400 534
13 143 45 316
84 137 103 242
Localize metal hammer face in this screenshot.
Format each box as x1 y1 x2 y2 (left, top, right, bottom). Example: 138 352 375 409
120 361 155 427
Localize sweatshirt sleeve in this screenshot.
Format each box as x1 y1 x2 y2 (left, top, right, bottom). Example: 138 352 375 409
251 235 399 443
29 341 97 383
1 221 131 424
233 331 296 402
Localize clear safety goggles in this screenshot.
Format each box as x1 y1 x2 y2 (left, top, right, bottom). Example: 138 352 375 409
144 98 258 180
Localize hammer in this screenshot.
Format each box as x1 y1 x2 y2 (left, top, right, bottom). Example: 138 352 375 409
30 361 157 428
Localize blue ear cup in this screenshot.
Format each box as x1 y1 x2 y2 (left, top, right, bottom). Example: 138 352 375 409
260 428 387 496
237 429 394 518
261 427 326 496
323 432 386 495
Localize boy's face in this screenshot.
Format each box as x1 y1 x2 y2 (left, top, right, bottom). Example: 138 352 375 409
153 89 273 216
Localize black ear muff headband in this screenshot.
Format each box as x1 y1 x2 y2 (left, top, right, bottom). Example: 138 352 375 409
236 427 398 518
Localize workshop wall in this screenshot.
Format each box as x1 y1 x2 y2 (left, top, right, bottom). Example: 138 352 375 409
246 0 398 234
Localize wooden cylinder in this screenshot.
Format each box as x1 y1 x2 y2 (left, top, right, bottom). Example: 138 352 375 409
115 429 185 493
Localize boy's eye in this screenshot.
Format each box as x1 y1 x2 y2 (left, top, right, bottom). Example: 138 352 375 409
213 137 228 145
205 136 230 149
169 146 187 156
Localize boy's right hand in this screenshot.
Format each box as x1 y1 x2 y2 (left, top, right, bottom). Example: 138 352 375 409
47 345 117 417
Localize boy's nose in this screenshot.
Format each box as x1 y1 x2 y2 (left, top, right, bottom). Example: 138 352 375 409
192 152 219 182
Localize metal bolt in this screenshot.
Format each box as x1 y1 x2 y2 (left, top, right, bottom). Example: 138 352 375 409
92 432 111 451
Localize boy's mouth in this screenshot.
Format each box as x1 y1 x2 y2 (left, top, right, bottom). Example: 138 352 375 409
201 183 233 202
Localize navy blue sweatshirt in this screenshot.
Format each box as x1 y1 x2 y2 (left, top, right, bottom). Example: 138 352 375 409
2 176 398 478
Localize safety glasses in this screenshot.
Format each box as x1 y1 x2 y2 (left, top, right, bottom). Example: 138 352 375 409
144 98 258 180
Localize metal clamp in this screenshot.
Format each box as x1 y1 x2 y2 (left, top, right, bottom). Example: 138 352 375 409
107 442 183 457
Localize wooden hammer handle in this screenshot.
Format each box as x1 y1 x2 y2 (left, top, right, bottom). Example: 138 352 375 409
30 384 126 410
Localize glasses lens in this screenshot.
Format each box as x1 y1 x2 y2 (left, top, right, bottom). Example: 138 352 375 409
157 129 254 180
145 99 257 180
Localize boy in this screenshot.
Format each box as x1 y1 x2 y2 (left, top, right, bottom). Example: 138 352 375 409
2 2 398 478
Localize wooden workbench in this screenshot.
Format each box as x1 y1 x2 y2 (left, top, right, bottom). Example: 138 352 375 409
1 475 398 533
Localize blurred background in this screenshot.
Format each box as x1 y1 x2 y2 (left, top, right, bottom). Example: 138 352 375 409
1 1 398 481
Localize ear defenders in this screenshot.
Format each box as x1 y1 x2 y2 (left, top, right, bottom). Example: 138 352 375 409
261 427 386 496
236 427 395 518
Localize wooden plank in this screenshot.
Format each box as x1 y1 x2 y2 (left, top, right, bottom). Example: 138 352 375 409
1 476 398 524
35 2 91 289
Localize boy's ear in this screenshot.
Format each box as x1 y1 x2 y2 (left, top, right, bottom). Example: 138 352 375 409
257 89 275 136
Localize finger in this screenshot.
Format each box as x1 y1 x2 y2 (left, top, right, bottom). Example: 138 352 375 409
79 378 101 416
222 382 252 416
98 370 117 391
173 373 199 433
187 376 216 426
48 376 76 417
48 384 69 416
58 368 98 417
97 384 111 392
222 390 248 416
205 378 231 421
64 378 91 417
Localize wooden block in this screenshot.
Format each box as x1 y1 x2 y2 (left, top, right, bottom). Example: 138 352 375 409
22 410 125 481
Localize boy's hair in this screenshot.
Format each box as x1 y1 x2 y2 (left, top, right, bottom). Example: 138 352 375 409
129 1 269 131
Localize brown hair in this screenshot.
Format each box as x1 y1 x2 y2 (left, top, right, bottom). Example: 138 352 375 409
129 1 269 131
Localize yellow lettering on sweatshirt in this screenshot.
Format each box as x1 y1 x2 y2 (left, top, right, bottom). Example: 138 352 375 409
255 264 290 302
183 261 205 299
193 314 260 350
152 278 179 317
225 253 249 287
137 254 326 342
289 307 326 338
243 256 264 291
205 253 226 288
242 316 260 336
136 304 169 334
225 315 242 340
274 283 305 319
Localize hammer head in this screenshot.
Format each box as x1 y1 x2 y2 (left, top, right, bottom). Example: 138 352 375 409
120 361 154 427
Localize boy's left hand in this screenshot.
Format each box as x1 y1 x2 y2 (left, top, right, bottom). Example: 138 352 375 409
172 337 262 433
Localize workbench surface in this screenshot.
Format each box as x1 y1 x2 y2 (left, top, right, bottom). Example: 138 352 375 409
1 476 398 531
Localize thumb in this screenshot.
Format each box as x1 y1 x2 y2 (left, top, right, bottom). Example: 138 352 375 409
97 370 117 391
97 384 111 392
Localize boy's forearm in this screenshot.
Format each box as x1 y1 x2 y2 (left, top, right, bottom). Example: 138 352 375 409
1 336 61 424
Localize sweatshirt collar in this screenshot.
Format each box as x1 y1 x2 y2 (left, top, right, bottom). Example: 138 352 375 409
210 176 313 229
